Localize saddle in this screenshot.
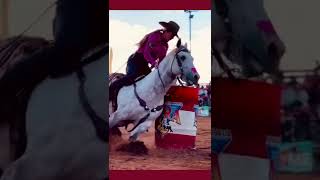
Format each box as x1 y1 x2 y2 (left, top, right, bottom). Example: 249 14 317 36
0 41 108 157
109 74 145 111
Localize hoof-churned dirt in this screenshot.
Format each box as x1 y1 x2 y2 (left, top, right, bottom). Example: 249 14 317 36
109 117 211 170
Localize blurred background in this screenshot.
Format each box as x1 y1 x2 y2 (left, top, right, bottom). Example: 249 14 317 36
0 0 55 40
265 1 320 178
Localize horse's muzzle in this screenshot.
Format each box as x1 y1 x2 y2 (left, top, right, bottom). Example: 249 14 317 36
187 73 200 86
194 74 200 82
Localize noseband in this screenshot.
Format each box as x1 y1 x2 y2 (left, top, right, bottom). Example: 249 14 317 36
172 48 189 77
156 47 190 91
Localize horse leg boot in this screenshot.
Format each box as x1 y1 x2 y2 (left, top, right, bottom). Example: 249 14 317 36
128 120 153 142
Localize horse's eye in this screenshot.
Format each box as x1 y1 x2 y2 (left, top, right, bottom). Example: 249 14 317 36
180 55 186 61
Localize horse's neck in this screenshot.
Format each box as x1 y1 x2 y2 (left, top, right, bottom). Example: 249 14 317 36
151 54 177 95
82 54 108 118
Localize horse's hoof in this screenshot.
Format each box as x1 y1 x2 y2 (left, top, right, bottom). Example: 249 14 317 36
129 134 138 142
116 141 148 155
128 136 135 142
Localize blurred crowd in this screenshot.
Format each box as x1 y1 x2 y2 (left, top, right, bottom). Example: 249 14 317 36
198 83 211 107
279 69 320 143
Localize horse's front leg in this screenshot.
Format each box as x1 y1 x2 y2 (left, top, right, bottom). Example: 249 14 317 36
128 119 153 142
108 111 126 129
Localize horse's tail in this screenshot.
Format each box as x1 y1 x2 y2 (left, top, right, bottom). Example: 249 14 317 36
108 73 125 86
0 36 51 124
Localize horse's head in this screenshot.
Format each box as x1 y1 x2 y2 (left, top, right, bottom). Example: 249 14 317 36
213 0 285 77
170 40 200 86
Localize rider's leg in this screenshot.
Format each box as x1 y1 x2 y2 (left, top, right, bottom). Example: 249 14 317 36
109 53 147 101
126 53 151 77
0 0 107 100
51 0 107 76
0 47 58 102
54 0 107 52
111 53 151 95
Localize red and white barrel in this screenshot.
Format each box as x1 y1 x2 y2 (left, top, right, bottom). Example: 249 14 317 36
155 86 199 149
212 78 282 180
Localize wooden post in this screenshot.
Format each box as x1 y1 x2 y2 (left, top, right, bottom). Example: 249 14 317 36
109 47 113 74
0 0 9 40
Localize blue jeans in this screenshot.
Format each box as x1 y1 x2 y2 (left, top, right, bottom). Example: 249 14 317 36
109 53 151 102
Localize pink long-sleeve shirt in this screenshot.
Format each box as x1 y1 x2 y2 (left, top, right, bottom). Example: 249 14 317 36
137 31 168 66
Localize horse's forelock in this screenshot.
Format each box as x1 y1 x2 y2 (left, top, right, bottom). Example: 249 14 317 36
165 46 191 64
172 45 189 53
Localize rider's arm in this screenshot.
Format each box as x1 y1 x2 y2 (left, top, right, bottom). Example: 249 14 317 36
143 33 168 67
157 42 168 64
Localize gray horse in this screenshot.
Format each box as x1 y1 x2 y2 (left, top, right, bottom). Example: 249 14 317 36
0 42 108 180
109 42 200 143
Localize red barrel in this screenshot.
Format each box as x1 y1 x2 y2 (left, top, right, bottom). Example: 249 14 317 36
155 86 199 149
212 77 282 180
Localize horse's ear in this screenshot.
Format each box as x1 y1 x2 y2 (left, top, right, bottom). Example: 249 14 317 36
184 43 188 49
176 38 181 48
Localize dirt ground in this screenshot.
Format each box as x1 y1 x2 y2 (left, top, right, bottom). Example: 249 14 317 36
109 117 211 170
109 117 320 179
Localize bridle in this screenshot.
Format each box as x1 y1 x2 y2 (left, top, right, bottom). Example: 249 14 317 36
76 44 108 143
156 47 190 91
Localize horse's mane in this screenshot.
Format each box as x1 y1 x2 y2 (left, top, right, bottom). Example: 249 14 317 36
166 45 189 57
161 45 189 66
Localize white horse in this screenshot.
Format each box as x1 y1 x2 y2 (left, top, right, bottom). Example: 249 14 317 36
212 0 285 78
109 42 200 142
0 46 108 180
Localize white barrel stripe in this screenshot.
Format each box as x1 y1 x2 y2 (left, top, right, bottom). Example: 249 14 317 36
169 110 197 136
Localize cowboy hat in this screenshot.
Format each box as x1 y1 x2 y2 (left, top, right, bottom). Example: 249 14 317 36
159 21 180 38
